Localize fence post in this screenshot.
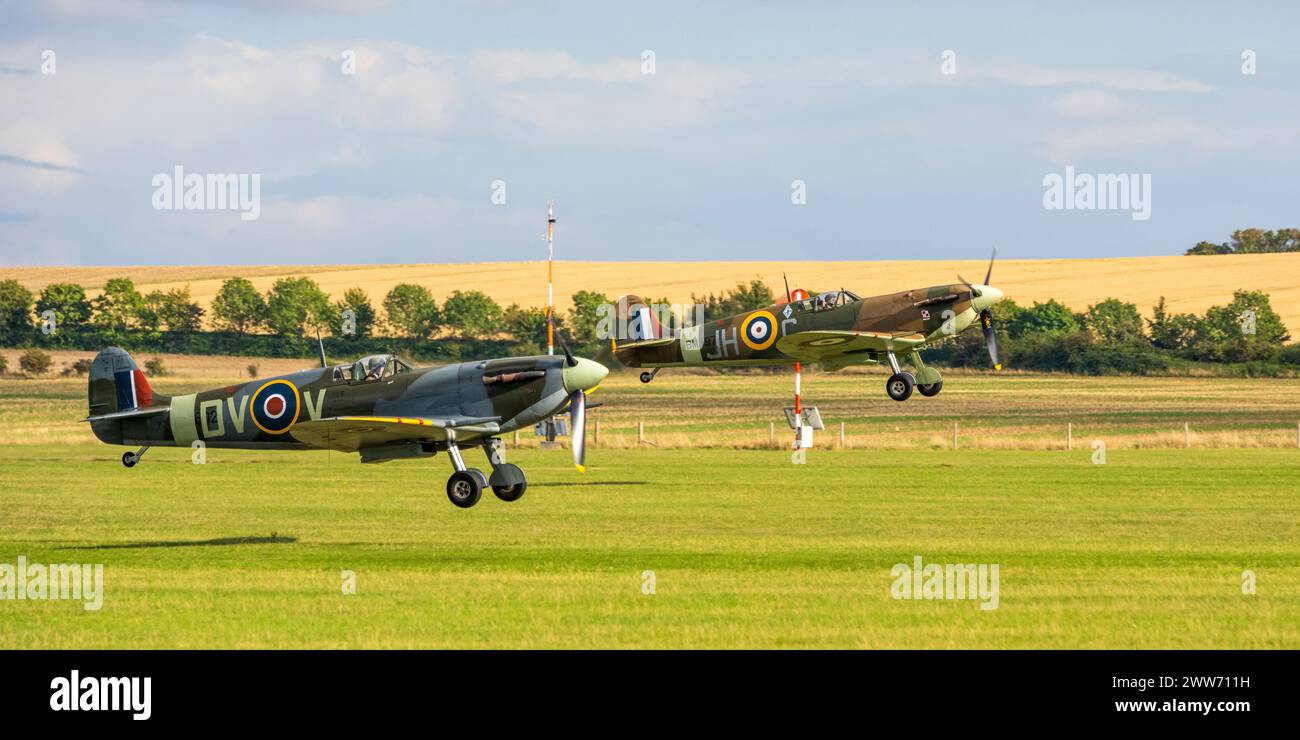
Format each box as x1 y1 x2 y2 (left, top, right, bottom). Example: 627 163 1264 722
638 420 645 444
769 421 774 445
1184 421 1190 449
513 430 519 445
839 421 846 448
952 420 958 450
1067 422 1072 451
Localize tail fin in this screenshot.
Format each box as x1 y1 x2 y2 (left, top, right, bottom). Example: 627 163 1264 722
614 295 662 342
88 347 156 416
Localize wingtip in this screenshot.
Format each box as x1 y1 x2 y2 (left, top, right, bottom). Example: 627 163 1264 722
994 363 1003 371
574 464 586 474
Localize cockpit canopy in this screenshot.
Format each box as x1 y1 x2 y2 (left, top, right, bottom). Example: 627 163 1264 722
348 354 413 382
792 290 861 312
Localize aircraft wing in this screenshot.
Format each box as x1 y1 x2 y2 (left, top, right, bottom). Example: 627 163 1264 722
614 337 676 349
776 330 927 361
289 415 501 452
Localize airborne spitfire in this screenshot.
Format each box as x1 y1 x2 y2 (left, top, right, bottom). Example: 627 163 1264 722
83 343 607 508
614 252 1007 400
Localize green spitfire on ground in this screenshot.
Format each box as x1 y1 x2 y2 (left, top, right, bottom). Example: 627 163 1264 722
83 344 607 508
614 251 1007 401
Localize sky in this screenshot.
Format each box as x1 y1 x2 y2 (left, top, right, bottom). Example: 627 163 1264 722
1 0 1297 265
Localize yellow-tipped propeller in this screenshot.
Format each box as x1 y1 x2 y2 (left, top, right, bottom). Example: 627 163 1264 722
960 248 1003 371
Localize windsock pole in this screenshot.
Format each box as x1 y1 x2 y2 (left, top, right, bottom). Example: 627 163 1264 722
546 202 555 356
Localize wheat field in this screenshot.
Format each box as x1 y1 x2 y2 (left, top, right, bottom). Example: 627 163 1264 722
5 253 1300 331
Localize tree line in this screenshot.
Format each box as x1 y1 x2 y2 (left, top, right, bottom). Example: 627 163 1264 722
1186 228 1300 255
0 275 625 361
928 291 1297 375
0 276 1294 375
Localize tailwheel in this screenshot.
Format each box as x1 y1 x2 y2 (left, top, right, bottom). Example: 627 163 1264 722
491 463 528 502
917 380 943 397
886 372 915 402
446 469 485 508
121 446 148 467
639 371 654 383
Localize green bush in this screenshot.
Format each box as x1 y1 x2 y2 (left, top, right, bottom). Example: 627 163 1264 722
18 348 53 376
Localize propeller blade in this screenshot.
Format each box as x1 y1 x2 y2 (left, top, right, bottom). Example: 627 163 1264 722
560 337 578 367
980 309 1002 371
592 338 616 366
957 274 981 300
983 247 997 286
569 389 587 472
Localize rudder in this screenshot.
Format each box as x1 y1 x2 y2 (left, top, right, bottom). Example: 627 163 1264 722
88 347 155 416
613 295 662 341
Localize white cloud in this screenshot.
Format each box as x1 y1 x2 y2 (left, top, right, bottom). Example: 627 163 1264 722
0 35 459 193
1049 90 1125 118
977 62 1212 93
0 28 1286 265
466 50 751 144
468 49 641 85
1038 119 1297 162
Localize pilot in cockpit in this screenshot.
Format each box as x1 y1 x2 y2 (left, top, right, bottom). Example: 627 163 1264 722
364 355 388 380
352 354 390 382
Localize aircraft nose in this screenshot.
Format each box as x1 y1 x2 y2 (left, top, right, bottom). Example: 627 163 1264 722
975 285 1004 310
563 357 609 393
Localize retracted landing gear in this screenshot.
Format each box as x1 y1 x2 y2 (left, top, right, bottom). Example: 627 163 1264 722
483 437 527 502
639 367 662 384
443 429 487 508
122 445 149 468
884 352 915 402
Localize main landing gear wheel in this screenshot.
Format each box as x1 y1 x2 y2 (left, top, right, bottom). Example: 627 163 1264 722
121 451 139 468
917 380 943 397
886 372 915 402
491 463 528 502
446 469 485 508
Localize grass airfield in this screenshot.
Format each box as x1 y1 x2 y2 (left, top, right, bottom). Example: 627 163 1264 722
1 369 1299 648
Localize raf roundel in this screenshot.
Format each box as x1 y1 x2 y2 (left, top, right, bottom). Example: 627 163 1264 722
250 379 301 435
740 310 778 351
